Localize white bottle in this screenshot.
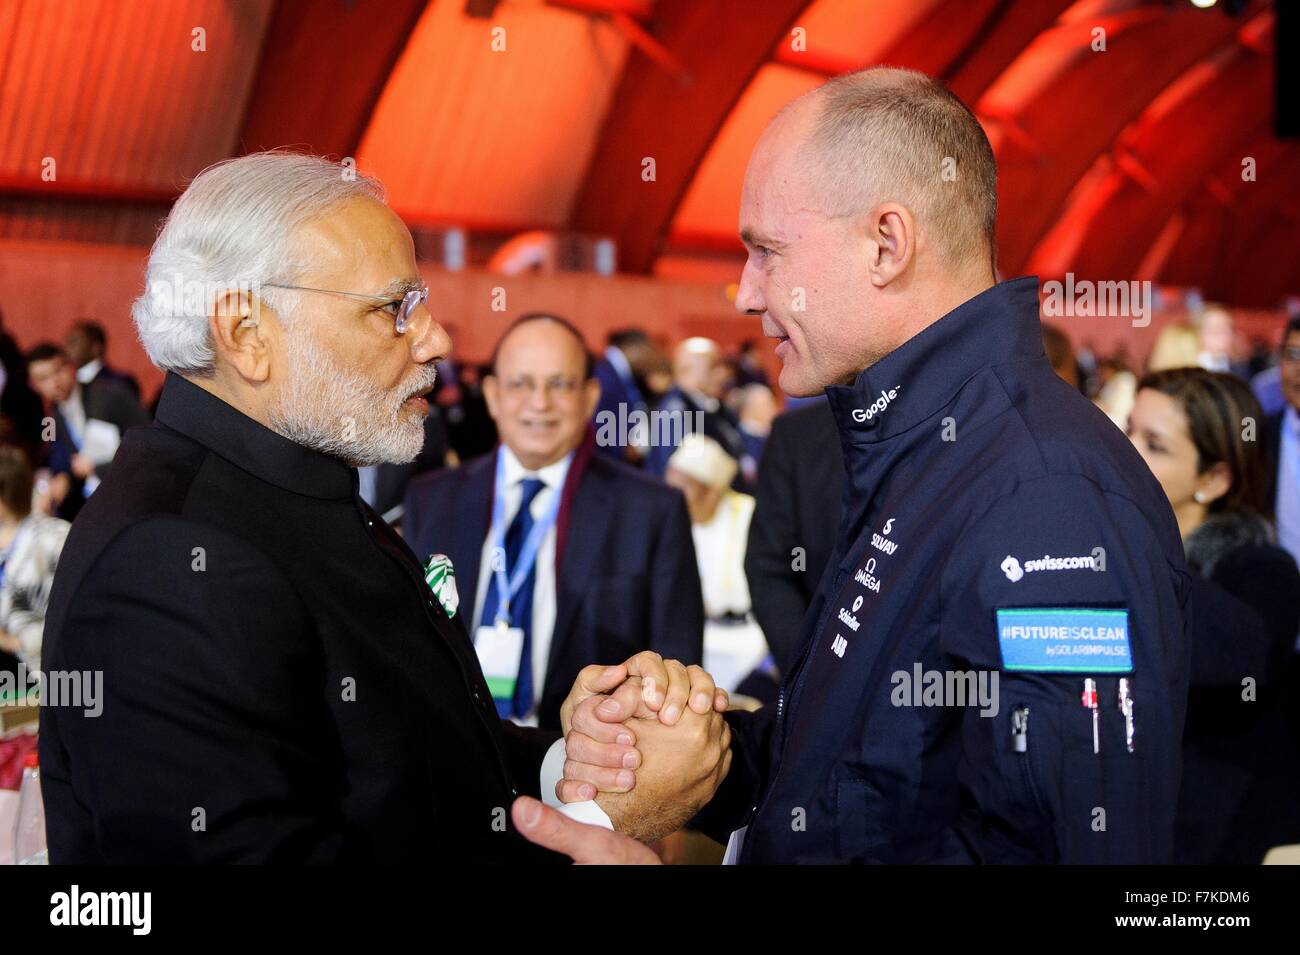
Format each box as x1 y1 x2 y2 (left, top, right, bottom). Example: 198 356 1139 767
13 751 47 865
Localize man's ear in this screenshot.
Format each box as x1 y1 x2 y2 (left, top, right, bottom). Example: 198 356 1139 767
209 287 275 383
482 374 500 422
866 202 915 288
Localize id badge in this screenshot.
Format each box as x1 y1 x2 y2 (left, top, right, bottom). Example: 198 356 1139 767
475 622 525 701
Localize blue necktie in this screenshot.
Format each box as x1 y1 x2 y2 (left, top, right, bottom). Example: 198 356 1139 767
480 476 546 719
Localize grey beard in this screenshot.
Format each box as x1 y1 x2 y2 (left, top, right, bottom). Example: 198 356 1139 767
268 331 436 467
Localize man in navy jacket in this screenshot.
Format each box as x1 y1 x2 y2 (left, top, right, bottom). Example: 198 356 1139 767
523 67 1190 865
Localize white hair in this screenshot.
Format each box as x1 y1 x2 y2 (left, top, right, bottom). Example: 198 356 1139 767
131 152 384 375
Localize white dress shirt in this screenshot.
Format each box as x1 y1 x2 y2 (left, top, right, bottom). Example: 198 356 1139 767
474 447 613 830
76 358 103 385
473 445 571 726
58 385 88 443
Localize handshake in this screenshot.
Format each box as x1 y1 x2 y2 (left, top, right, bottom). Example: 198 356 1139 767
513 652 733 864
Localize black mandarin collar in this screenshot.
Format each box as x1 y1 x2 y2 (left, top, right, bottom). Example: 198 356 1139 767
824 276 1044 444
154 372 356 501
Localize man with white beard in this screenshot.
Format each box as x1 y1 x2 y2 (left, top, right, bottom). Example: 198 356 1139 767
38 153 729 863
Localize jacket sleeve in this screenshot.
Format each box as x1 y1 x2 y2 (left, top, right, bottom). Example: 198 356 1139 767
44 516 359 863
744 416 811 672
930 474 1190 864
689 706 775 843
648 487 704 666
497 722 561 799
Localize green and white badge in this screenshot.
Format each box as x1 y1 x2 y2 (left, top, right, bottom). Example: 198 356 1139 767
423 553 459 618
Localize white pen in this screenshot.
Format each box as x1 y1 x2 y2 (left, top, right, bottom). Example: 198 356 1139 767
1118 678 1135 753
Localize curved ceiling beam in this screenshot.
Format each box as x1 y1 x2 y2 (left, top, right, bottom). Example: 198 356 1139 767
654 0 1071 264
939 0 1073 103
990 4 1254 275
1217 195 1300 307
569 0 808 274
1210 144 1300 307
236 0 429 158
1156 128 1297 289
1026 21 1274 286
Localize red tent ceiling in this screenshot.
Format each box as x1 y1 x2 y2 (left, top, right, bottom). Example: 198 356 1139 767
0 0 1292 306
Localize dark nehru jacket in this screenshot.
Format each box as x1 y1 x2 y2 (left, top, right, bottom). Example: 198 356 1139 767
40 373 560 863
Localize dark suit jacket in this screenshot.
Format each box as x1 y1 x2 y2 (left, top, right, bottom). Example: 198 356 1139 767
645 387 747 481
54 377 153 477
1178 541 1300 863
402 434 704 730
0 332 45 454
743 399 843 673
39 373 559 863
592 353 644 461
43 378 152 522
84 362 141 399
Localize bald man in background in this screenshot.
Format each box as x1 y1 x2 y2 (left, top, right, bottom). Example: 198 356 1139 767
403 314 704 732
646 337 747 481
521 66 1189 865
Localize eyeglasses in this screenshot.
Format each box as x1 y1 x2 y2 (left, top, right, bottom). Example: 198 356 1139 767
262 283 430 335
499 375 582 399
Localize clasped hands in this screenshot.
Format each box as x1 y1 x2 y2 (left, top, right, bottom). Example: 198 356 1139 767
513 652 732 864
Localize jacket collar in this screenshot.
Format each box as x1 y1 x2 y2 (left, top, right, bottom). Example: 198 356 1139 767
154 372 356 501
824 276 1043 444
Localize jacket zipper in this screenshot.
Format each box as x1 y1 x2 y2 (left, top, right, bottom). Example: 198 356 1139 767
744 564 849 852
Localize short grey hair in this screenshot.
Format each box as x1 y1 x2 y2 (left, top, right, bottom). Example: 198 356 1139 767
801 67 997 273
131 152 384 375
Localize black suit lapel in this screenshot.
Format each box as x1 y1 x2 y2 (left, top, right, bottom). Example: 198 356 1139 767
81 381 105 421
548 465 613 681
451 455 494 630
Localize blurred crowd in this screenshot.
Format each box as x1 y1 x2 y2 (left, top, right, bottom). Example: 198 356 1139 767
0 315 150 673
1050 306 1300 864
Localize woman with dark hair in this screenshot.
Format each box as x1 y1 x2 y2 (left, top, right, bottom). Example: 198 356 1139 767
0 445 70 672
1128 368 1300 863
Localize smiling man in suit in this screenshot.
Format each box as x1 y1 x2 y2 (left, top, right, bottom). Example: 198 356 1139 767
404 314 704 731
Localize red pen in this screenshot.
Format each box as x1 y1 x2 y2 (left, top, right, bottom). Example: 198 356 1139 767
1082 678 1100 754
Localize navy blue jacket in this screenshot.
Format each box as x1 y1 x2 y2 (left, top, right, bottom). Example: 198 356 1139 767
699 277 1191 863
592 353 644 460
402 437 704 730
645 387 747 480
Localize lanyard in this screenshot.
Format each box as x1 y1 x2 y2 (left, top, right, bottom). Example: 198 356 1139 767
488 451 561 626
